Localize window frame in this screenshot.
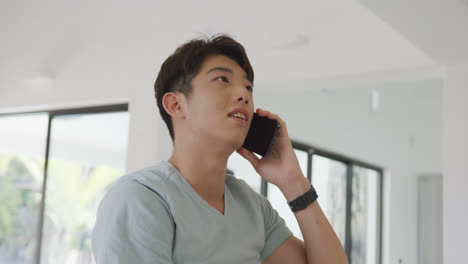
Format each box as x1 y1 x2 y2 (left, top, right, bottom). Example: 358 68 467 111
259 139 384 264
0 103 128 264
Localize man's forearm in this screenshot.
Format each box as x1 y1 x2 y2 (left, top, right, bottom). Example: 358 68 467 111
281 176 349 264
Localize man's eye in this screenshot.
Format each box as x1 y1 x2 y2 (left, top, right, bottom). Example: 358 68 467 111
216 76 228 83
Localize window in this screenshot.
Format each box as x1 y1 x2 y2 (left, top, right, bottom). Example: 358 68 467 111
312 155 347 245
0 105 129 264
0 113 49 264
350 166 380 264
227 140 383 264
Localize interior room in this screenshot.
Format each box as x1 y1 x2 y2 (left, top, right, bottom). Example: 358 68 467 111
1 1 466 263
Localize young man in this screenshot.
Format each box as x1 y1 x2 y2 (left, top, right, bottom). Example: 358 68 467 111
92 34 348 264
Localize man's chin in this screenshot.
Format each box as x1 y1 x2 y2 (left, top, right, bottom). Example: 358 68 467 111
221 130 247 152
228 138 246 153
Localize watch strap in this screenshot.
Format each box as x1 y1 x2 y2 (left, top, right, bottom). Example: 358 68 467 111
287 184 318 212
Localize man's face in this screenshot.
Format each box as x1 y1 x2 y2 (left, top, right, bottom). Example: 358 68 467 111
182 54 254 149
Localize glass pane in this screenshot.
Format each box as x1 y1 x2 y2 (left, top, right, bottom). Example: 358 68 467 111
227 152 262 194
311 155 347 246
40 112 129 264
350 166 379 264
0 113 49 264
266 149 309 241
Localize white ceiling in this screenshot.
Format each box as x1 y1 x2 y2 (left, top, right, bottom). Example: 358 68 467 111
361 0 468 66
0 0 442 92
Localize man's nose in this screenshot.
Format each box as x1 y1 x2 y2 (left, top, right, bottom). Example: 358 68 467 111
236 96 249 104
234 86 250 104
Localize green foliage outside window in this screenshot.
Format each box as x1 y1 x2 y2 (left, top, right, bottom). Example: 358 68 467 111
0 154 123 263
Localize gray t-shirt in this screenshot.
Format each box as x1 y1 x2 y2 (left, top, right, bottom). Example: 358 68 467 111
92 160 293 264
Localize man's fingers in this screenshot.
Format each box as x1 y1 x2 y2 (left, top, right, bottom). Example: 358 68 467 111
236 147 260 168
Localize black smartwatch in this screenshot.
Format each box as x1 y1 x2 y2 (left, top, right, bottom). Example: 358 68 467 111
287 184 318 212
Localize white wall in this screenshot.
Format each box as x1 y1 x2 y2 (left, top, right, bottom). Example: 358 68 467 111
443 64 468 264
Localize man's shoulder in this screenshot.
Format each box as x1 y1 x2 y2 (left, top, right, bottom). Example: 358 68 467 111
100 161 176 206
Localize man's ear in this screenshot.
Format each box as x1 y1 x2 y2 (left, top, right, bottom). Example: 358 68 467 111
162 92 186 120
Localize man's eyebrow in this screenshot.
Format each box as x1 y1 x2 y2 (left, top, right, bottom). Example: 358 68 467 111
207 67 233 75
206 67 252 85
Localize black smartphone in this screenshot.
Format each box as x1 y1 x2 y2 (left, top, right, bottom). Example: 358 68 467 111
241 112 280 156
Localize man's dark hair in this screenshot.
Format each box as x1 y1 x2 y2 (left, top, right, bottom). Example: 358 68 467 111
154 34 254 143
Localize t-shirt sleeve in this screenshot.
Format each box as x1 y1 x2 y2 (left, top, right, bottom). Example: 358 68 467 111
257 193 293 261
92 179 175 264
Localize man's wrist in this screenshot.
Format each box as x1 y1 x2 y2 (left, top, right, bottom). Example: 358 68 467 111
279 177 311 202
287 184 318 212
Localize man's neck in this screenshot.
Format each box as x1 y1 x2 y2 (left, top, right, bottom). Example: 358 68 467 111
168 139 233 206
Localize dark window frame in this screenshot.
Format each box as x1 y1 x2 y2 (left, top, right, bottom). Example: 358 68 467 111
259 139 383 264
0 104 128 264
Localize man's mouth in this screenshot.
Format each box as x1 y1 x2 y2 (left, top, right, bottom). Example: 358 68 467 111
230 112 246 121
229 114 248 125
228 108 250 123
